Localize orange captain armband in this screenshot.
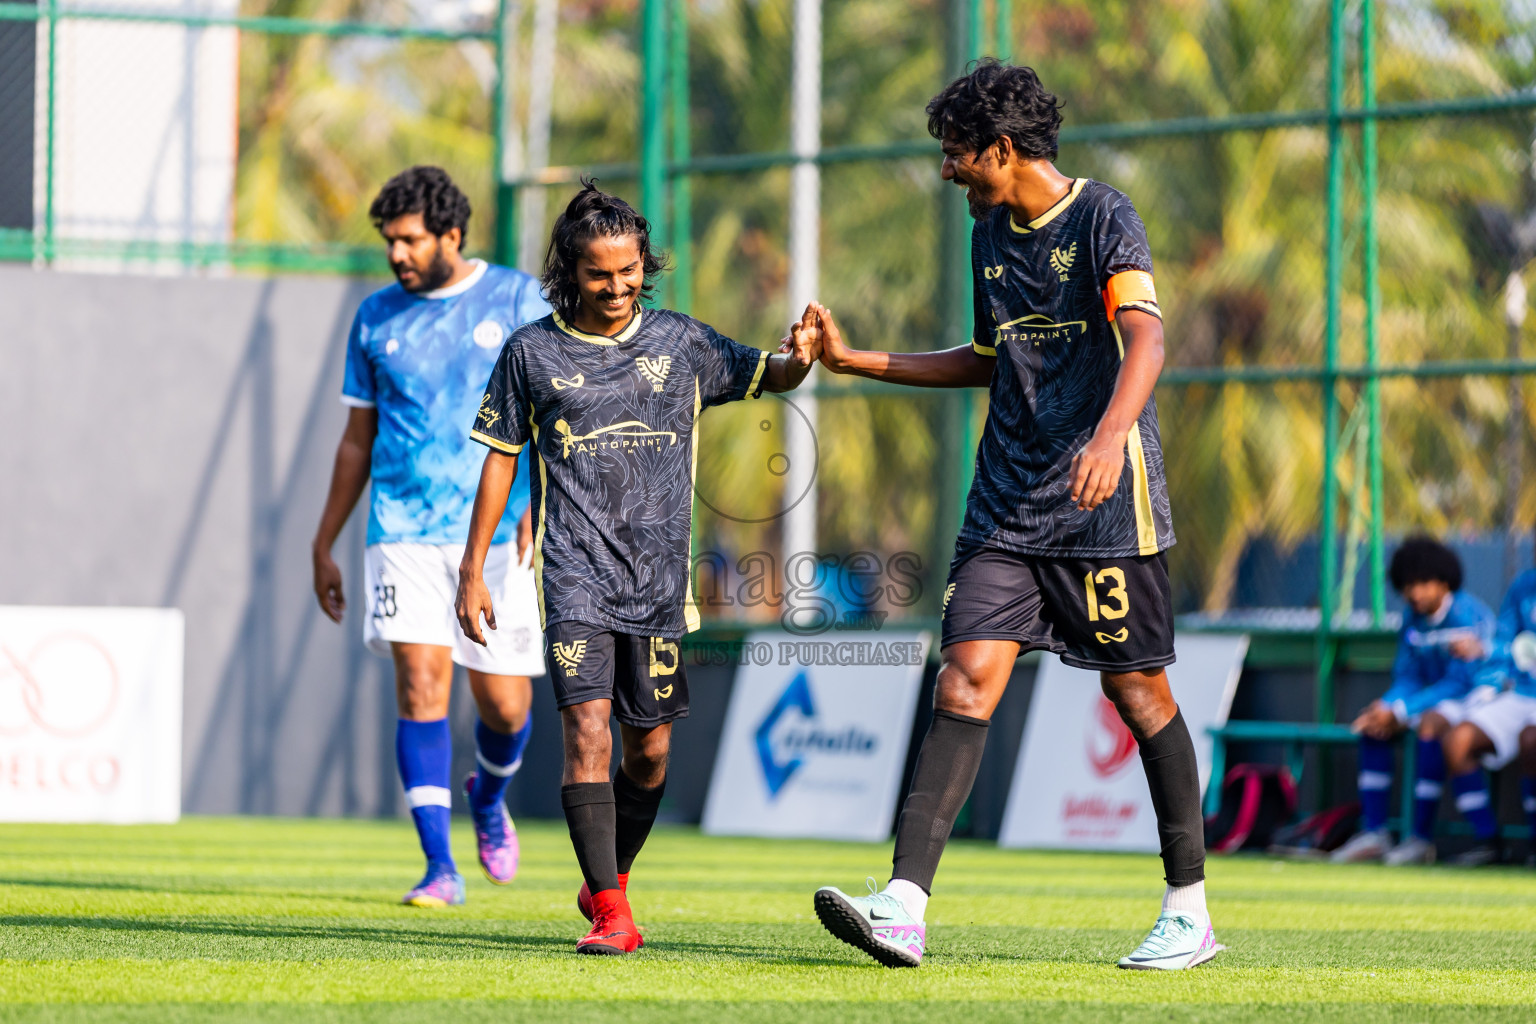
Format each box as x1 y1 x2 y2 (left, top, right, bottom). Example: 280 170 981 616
1103 270 1160 322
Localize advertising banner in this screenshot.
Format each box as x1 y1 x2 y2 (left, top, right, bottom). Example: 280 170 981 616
0 606 183 822
702 631 929 841
997 633 1247 851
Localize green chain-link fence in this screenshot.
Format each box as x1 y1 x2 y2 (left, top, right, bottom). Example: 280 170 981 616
5 1 1536 708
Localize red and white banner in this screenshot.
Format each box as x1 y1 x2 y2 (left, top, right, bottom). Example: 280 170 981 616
0 606 183 822
997 634 1246 851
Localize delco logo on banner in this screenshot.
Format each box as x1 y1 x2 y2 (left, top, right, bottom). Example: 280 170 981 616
997 634 1246 852
0 606 183 823
703 631 928 841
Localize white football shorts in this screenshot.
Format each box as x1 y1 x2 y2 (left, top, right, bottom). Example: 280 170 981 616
363 541 545 677
1407 696 1476 730
1465 691 1536 770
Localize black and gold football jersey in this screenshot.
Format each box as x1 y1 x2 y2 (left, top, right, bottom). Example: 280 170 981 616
472 308 769 635
964 178 1175 559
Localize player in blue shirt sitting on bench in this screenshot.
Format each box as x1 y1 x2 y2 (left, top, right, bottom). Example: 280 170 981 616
1332 537 1494 865
1441 565 1536 865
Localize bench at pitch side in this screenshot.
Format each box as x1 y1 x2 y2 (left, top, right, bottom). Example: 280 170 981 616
1203 721 1415 827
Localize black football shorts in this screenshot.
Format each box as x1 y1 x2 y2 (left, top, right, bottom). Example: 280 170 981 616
544 621 690 727
940 545 1176 672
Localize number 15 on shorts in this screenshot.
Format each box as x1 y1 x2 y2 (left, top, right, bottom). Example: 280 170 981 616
1084 567 1129 621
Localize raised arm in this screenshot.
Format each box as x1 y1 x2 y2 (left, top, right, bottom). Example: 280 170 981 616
815 303 993 388
311 406 377 623
761 304 822 393
455 449 519 645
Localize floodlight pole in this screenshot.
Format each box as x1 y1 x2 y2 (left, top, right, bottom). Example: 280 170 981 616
782 0 821 566
518 0 557 272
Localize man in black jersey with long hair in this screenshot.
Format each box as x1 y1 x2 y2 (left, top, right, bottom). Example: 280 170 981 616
456 182 820 955
809 60 1220 971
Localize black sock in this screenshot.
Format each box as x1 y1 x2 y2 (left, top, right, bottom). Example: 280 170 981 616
890 708 990 894
561 782 619 895
1138 708 1206 887
613 769 665 875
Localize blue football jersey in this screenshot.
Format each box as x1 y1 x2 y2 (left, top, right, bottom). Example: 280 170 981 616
341 260 552 546
1382 589 1494 718
1476 569 1536 697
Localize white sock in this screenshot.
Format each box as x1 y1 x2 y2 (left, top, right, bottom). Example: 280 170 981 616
883 878 929 921
1162 879 1207 920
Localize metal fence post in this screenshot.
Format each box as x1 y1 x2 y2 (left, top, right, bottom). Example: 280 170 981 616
640 0 669 279
1362 0 1385 625
669 0 692 315
1317 0 1348 723
493 0 516 267
950 0 983 532
968 0 986 56
42 0 57 265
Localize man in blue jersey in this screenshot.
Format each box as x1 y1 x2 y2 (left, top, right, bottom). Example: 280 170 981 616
311 166 550 906
1332 537 1494 866
1442 565 1536 865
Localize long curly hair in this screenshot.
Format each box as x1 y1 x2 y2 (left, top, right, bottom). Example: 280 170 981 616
926 58 1064 160
541 180 670 322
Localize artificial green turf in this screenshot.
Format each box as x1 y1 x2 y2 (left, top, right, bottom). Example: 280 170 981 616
1 817 1534 1022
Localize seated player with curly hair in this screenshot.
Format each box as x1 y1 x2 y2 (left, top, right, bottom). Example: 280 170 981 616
1333 536 1494 866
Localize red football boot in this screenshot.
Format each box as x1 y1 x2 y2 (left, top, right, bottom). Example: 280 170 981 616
577 871 630 922
576 888 642 955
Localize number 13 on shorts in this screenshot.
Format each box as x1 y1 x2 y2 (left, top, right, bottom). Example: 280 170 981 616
1084 567 1130 621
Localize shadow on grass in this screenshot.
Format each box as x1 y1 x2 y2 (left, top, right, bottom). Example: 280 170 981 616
0 916 848 966
0 915 570 954
0 877 394 905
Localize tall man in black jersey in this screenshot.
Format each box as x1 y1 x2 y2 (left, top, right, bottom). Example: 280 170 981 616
810 60 1220 971
456 182 820 955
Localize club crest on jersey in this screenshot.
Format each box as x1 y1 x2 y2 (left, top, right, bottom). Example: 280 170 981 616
553 418 678 458
1049 241 1077 282
552 640 588 676
636 355 672 392
473 320 506 349
551 374 585 391
476 394 501 429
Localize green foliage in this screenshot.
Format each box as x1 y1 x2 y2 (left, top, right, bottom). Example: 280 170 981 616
227 0 1536 612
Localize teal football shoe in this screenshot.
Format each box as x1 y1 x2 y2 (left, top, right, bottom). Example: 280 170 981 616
1117 911 1225 970
814 880 926 968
